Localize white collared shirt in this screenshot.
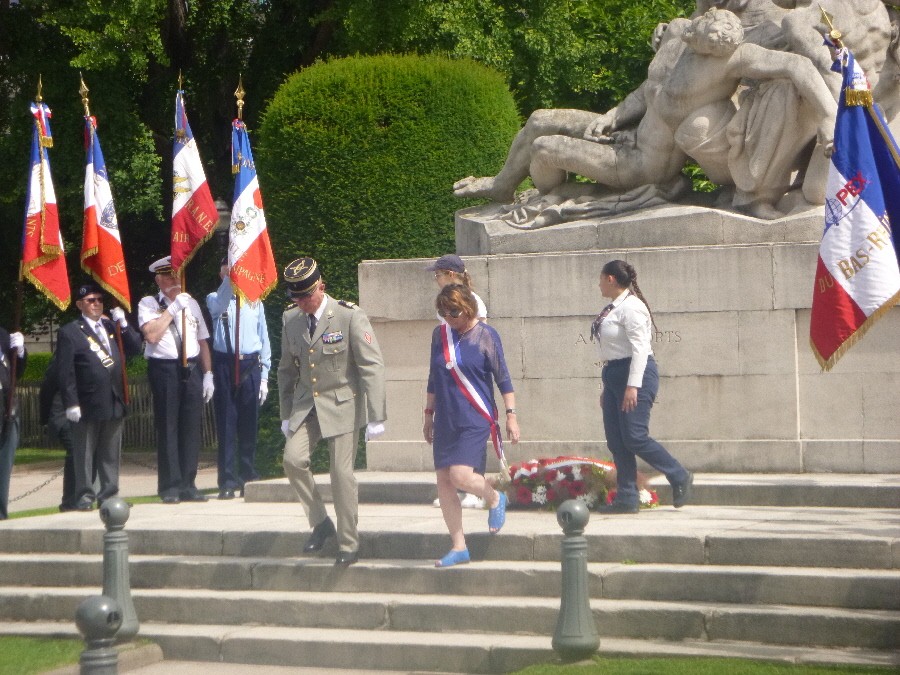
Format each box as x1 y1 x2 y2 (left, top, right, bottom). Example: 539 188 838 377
138 293 209 359
594 290 654 388
310 295 328 324
83 315 110 352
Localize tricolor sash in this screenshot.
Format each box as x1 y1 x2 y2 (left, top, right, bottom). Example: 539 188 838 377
440 323 507 469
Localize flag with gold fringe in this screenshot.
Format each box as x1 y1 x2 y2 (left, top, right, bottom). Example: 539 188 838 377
171 88 218 274
82 114 130 310
810 46 900 370
229 119 277 302
21 98 70 310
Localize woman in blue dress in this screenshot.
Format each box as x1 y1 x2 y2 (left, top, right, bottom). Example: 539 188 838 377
423 285 520 568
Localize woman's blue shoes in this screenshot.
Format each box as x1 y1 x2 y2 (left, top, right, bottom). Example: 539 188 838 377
488 491 507 534
435 548 470 568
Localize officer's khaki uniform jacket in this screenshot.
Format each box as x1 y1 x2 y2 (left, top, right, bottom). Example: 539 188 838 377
278 295 386 437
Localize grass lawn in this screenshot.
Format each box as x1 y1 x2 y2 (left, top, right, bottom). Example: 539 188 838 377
11 448 66 466
8 446 217 520
515 657 895 674
5 493 177 520
0 636 82 675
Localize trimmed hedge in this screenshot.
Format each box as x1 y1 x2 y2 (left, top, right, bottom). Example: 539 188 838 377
257 53 521 301
22 351 148 382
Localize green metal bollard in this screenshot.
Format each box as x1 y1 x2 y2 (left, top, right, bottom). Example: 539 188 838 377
75 595 122 675
99 498 139 640
552 499 599 661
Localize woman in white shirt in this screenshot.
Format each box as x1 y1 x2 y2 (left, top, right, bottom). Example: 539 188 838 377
426 254 487 322
591 260 693 513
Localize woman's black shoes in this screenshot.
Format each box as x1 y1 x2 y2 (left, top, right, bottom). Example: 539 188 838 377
672 472 694 508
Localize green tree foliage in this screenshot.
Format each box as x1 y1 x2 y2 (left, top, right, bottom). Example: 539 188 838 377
0 0 695 334
332 0 695 113
257 54 521 301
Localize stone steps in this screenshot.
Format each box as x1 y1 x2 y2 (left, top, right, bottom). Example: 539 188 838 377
0 487 897 670
2 555 898 609
1 586 898 650
1 506 897 569
243 472 900 509
2 621 898 672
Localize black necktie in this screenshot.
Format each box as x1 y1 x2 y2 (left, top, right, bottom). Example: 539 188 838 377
308 314 317 339
590 303 615 343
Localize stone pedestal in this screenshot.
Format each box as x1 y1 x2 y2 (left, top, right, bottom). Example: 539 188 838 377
359 205 900 474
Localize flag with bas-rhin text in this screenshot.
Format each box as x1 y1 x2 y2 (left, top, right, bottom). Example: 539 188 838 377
229 119 277 302
171 89 218 275
810 47 900 371
82 115 130 310
21 100 70 310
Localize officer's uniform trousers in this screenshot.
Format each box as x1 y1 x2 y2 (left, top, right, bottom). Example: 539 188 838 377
279 295 386 554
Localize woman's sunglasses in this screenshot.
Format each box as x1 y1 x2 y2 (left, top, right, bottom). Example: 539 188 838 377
437 308 463 319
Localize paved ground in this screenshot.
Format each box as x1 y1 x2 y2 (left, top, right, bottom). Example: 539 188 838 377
6 453 219 515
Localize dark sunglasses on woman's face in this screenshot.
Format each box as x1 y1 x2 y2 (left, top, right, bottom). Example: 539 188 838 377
438 308 462 319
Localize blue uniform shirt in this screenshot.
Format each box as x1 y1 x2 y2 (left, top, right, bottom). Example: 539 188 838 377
206 276 272 381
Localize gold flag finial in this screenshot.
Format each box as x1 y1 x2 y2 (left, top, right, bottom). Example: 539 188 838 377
178 70 184 91
819 5 843 47
79 73 91 117
235 74 246 121
35 75 43 103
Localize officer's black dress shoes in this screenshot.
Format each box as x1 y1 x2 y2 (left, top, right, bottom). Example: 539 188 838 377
218 488 236 500
303 516 336 553
334 550 359 567
162 495 181 505
596 501 639 514
75 500 93 512
181 490 209 502
672 471 694 509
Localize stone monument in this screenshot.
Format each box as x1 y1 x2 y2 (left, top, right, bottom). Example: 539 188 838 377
360 1 900 475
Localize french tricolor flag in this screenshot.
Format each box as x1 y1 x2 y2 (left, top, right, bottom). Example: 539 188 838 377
810 48 900 370
82 115 130 310
228 119 277 302
171 89 218 274
21 99 70 310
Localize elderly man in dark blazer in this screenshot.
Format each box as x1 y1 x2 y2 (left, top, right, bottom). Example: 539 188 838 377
56 281 142 510
278 258 387 567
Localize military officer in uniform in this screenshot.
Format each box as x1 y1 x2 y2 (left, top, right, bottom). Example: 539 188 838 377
0 326 26 520
278 257 387 566
138 256 215 504
55 281 143 509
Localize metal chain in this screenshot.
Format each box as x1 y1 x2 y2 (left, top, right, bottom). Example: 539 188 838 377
8 466 65 504
122 456 216 471
9 457 216 505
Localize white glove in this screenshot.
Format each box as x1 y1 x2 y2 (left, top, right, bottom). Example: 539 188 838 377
9 332 24 357
202 372 215 403
65 406 82 423
365 421 385 441
281 420 290 438
109 307 127 327
167 292 192 317
259 379 269 404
